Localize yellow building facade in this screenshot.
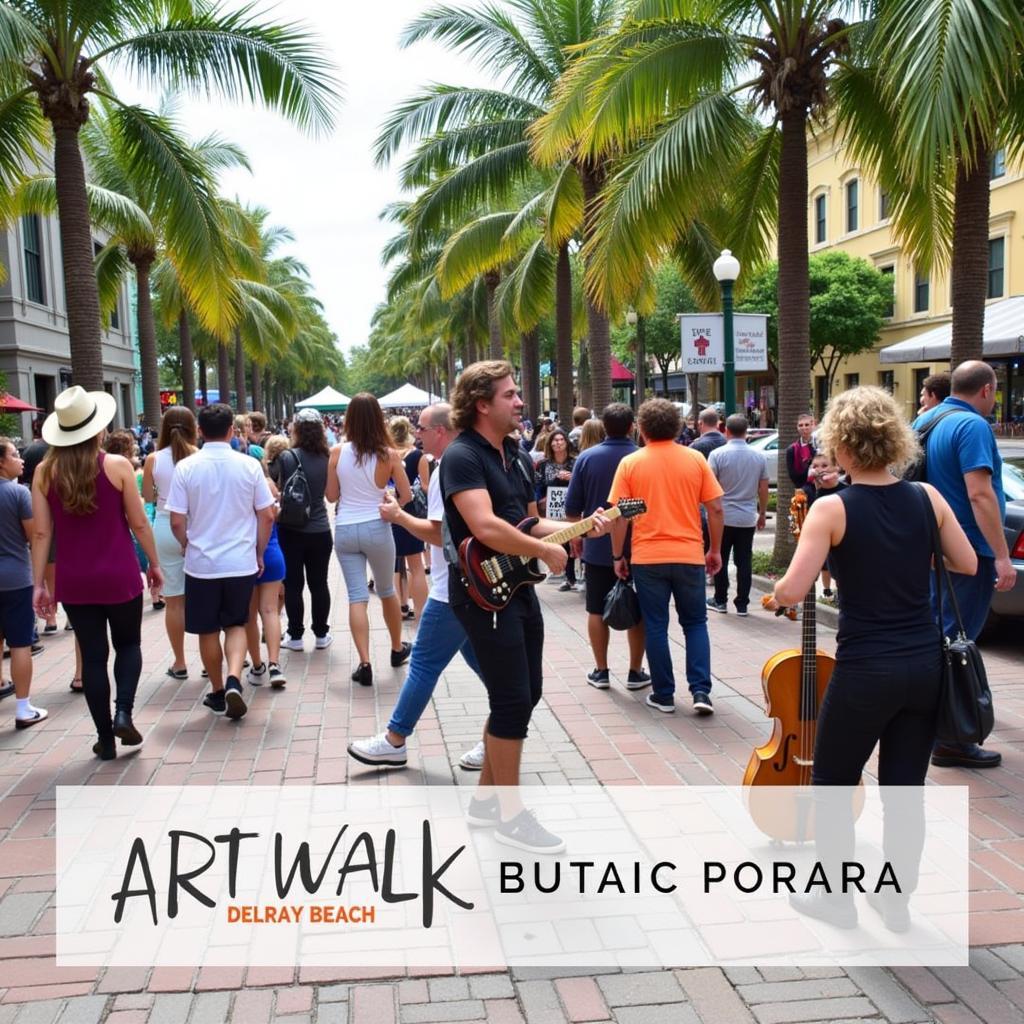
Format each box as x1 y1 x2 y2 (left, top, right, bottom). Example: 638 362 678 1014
805 129 1024 424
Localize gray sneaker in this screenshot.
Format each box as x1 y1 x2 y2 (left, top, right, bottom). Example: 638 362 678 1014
495 809 566 854
466 794 501 827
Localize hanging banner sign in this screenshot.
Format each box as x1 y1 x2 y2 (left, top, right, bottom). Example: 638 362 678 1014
680 313 770 373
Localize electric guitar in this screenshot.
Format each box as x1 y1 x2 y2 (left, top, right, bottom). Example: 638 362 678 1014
458 498 647 612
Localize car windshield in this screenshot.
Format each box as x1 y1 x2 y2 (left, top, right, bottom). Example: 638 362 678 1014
1003 459 1024 502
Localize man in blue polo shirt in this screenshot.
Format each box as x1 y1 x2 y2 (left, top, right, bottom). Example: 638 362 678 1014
914 360 1017 769
564 403 650 691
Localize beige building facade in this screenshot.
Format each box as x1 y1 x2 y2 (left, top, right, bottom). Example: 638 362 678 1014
806 128 1024 424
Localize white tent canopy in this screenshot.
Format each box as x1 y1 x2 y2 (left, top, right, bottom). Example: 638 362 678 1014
378 383 441 408
294 385 350 410
879 295 1024 363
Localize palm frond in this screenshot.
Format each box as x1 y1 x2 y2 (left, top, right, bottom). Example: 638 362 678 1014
94 242 132 329
437 211 517 296
495 236 557 333
545 160 584 247
399 119 536 189
0 89 48 200
97 3 342 136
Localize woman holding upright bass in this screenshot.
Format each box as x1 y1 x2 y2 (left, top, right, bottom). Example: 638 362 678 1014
768 386 976 931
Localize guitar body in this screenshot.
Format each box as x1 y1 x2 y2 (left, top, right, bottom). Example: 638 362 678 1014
458 518 544 612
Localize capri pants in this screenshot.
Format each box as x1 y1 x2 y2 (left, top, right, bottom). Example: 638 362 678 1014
334 518 398 603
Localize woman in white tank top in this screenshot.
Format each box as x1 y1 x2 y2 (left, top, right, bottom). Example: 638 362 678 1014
141 407 197 679
325 394 413 687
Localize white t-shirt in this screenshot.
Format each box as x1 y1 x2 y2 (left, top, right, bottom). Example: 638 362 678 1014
165 442 275 579
427 466 449 604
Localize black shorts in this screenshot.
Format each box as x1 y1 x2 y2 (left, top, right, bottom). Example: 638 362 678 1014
184 574 258 635
584 562 618 616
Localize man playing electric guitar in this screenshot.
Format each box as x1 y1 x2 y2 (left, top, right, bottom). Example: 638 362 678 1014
440 361 610 854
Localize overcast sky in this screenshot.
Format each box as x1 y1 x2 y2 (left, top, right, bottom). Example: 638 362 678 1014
119 2 489 356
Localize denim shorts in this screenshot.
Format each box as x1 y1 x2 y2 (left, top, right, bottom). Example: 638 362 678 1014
334 519 397 602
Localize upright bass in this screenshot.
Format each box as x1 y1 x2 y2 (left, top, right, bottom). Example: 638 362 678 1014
743 491 852 841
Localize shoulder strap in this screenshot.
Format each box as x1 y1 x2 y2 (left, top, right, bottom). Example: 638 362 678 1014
914 482 967 640
918 406 963 440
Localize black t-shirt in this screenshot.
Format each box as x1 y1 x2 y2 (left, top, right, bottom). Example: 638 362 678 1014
19 440 48 488
439 429 536 550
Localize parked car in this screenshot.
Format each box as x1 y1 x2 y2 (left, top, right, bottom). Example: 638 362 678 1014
988 460 1024 626
746 431 779 486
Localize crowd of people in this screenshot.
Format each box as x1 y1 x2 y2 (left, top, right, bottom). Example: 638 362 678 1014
0 357 1015 857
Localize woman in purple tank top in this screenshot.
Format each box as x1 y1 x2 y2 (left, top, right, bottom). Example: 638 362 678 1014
30 387 163 761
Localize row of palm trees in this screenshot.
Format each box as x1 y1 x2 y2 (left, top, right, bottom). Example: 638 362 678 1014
0 0 343 421
368 0 1024 560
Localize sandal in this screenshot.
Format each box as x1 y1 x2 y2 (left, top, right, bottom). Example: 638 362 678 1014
165 667 188 680
69 677 84 693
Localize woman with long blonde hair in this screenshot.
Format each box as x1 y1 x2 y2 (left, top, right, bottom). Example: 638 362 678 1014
142 406 198 679
325 393 412 687
32 387 162 760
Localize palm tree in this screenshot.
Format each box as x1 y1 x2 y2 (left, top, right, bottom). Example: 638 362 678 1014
376 0 615 416
0 0 339 391
835 1 1024 367
533 1 849 561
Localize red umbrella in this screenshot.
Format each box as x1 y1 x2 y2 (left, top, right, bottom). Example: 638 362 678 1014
0 393 41 413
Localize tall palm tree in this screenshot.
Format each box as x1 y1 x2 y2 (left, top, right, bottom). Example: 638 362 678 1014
533 1 847 561
376 0 615 415
0 0 339 391
836 0 1024 367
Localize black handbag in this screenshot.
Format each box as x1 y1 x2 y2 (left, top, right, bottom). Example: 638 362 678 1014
916 484 995 746
603 578 641 631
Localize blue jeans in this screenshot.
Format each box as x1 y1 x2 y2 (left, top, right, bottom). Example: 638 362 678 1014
387 597 482 737
933 555 995 642
630 563 712 700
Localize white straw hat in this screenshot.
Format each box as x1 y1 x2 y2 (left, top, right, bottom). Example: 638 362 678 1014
42 385 117 447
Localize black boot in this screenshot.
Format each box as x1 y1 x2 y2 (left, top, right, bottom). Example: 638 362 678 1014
92 736 116 760
789 892 858 929
113 708 142 746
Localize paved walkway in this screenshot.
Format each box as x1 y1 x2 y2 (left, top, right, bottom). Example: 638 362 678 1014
0 561 1022 1023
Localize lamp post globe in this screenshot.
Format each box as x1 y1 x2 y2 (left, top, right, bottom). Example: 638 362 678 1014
713 249 740 414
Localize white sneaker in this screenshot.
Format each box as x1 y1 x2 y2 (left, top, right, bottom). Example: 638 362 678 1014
459 740 486 771
268 663 286 688
246 662 268 686
314 633 333 650
282 637 304 652
347 732 408 768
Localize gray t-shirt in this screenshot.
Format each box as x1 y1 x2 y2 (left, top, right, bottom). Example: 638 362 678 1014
707 438 768 528
274 448 330 533
0 478 33 591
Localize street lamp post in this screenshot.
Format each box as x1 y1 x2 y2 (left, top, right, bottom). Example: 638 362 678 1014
627 306 644 413
713 248 740 415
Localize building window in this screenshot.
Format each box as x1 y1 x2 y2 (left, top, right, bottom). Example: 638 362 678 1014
22 215 45 305
879 265 895 318
991 149 1006 179
878 370 894 393
914 271 929 313
845 373 860 391
879 188 890 220
988 237 1005 299
846 179 859 233
814 194 826 244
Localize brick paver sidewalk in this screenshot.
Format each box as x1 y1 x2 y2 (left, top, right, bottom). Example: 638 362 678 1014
0 560 1021 1023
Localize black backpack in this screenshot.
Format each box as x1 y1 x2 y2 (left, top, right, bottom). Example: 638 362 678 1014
903 408 962 482
278 449 311 528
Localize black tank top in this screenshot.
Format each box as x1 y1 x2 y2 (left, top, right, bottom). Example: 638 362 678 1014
829 482 940 660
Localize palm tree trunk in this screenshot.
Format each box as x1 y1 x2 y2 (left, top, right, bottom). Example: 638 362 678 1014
251 362 263 411
520 329 541 424
578 341 592 411
635 313 647 412
580 164 612 414
198 358 208 405
555 242 574 420
51 123 104 391
131 257 163 427
234 330 247 412
772 109 812 566
950 141 991 367
446 340 456 395
485 270 502 358
217 343 230 406
178 310 196 413
465 323 479 366
687 373 700 421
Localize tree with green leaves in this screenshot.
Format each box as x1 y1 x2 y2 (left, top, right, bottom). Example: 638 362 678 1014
0 0 339 391
738 251 892 403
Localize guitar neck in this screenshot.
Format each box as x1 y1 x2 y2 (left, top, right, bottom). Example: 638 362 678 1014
542 505 622 545
801 585 818 719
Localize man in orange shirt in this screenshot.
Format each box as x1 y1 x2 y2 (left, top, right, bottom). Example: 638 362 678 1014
609 400 724 714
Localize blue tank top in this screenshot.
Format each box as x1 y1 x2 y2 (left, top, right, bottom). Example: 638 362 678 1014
829 482 940 660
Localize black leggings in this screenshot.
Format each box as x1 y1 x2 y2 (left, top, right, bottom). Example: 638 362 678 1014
812 651 942 898
453 589 544 740
278 528 332 639
65 595 143 740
